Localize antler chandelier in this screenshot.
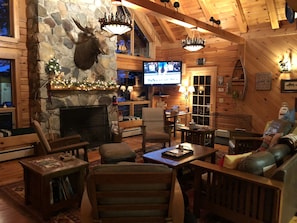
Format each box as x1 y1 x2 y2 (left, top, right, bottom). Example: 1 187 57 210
99 1 132 35
182 27 205 52
182 36 205 52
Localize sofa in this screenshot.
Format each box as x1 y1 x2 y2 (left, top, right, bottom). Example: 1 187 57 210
190 141 297 223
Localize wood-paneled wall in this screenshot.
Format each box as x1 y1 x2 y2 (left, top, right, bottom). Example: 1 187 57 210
155 31 297 133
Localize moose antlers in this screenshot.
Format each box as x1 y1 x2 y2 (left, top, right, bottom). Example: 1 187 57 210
67 18 110 70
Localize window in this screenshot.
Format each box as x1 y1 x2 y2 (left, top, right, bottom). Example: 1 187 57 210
0 0 19 40
0 0 11 37
192 75 211 126
116 6 149 57
0 59 12 106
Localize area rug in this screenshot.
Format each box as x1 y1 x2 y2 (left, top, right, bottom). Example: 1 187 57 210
0 180 80 223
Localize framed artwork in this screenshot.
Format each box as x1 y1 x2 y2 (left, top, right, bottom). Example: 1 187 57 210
281 79 297 93
255 72 272 90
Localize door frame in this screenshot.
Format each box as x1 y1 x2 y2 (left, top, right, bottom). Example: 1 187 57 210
187 66 217 128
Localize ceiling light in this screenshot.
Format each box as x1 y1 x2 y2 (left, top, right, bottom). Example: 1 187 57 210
99 7 132 35
182 36 205 52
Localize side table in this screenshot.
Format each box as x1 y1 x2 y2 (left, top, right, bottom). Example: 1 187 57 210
19 154 88 219
179 126 215 147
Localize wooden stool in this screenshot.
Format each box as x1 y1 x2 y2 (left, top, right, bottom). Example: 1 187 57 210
99 142 136 164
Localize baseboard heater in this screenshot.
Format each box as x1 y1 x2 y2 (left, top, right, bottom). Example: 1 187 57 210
122 127 142 138
0 145 35 162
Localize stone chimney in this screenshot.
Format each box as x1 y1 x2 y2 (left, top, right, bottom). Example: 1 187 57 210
27 0 118 137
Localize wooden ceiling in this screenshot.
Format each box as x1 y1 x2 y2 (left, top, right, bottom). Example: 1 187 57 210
125 0 293 49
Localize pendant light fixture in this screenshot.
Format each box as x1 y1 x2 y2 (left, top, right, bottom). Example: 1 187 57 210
99 0 132 35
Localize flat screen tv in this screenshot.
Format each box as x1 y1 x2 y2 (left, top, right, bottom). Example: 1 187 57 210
143 61 182 86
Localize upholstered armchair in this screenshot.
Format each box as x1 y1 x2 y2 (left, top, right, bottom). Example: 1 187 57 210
141 107 172 153
80 163 184 223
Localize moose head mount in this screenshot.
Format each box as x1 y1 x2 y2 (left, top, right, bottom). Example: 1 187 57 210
68 19 111 70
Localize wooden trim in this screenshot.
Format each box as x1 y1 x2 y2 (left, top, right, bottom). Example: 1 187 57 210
0 0 20 43
0 48 21 128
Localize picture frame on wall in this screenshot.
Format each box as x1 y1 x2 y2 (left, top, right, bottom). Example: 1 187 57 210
281 79 297 93
255 72 272 90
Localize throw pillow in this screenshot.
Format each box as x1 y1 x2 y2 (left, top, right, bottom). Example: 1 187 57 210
221 152 252 169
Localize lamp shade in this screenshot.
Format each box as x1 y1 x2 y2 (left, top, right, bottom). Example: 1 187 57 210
188 86 195 93
179 85 186 93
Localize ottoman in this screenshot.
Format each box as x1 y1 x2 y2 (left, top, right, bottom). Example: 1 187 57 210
99 142 136 164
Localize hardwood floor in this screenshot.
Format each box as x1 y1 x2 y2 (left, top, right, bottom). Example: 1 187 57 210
0 134 181 222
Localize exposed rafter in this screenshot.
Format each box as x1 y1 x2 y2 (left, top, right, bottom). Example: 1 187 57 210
132 10 161 45
197 0 218 23
122 0 245 44
233 0 248 33
265 0 280 29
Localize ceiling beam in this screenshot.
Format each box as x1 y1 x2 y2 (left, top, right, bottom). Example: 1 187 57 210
156 18 176 43
122 0 245 44
265 0 280 29
233 0 248 33
197 0 217 23
132 10 161 45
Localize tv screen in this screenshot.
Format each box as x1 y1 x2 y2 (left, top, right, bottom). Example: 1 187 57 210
143 61 182 86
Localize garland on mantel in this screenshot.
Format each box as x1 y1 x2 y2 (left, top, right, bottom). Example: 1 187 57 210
45 57 117 91
50 78 118 91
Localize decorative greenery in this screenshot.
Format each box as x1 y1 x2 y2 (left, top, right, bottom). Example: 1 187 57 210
45 57 62 74
50 78 117 91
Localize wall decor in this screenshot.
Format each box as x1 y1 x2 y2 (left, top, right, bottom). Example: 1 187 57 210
255 72 272 90
281 79 297 92
218 76 224 86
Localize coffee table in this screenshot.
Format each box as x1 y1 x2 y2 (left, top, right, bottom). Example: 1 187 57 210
142 142 217 169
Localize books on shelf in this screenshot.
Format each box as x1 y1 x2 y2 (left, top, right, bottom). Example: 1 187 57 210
50 176 74 204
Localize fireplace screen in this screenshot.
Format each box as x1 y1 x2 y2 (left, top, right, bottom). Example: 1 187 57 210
60 105 111 148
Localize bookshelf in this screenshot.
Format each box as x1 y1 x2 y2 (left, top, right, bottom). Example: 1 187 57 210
19 154 88 219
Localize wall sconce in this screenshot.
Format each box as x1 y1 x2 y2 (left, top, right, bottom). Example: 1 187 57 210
179 85 195 111
279 52 292 73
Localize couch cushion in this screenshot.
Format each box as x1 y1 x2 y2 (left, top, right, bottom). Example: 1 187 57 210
267 144 291 164
237 151 275 176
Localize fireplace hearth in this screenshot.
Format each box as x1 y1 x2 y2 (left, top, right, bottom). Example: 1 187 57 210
60 105 111 148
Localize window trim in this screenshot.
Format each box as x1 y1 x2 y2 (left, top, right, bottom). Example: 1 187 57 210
0 0 19 43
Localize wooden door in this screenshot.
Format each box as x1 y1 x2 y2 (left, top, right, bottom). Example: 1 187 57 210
187 67 217 129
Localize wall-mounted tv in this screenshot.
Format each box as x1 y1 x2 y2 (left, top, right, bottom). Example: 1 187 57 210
143 61 182 86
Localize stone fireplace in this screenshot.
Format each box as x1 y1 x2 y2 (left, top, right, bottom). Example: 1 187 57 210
26 0 118 138
60 105 111 148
